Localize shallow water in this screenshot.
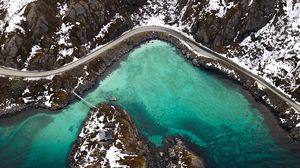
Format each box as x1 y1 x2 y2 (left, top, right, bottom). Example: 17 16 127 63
0 40 299 168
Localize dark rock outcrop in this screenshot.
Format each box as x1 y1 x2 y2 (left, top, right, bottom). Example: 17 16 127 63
292 87 300 103
24 0 58 40
0 0 277 69
0 0 146 70
2 35 23 68
66 0 106 44
190 0 276 51
290 127 300 141
125 0 138 6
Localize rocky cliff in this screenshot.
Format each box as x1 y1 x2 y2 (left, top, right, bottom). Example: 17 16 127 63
0 0 277 70
0 0 146 70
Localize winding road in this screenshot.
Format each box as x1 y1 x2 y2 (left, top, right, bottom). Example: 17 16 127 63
0 26 299 111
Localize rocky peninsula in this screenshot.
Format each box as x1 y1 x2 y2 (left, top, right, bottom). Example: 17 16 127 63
69 103 205 168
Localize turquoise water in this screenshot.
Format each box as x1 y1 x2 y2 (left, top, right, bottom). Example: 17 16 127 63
0 40 299 168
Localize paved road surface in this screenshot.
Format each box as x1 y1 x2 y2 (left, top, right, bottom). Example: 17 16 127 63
0 26 299 111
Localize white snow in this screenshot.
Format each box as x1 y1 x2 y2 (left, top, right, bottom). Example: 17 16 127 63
58 48 74 61
176 150 188 168
21 87 34 103
26 84 54 107
95 13 123 39
280 108 300 127
104 145 130 167
248 0 254 6
131 0 186 30
22 87 30 95
228 0 300 98
142 16 165 26
57 2 68 17
255 81 265 90
22 97 33 103
205 62 239 80
73 106 138 168
0 0 36 32
56 23 74 46
4 99 17 110
5 9 26 33
206 0 235 17
23 75 54 81
55 22 75 61
22 45 42 70
43 93 52 107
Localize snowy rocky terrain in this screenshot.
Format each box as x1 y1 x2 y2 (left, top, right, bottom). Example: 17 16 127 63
0 0 300 139
227 0 300 102
70 103 205 168
70 104 147 167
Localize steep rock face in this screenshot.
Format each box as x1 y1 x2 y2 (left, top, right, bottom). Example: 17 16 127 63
66 0 106 44
25 1 58 40
0 1 6 28
226 0 300 102
1 34 23 68
190 0 276 50
0 0 146 70
0 0 275 70
0 0 60 70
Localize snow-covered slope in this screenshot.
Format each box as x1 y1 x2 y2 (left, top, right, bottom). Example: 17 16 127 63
73 105 142 168
227 0 300 102
0 0 36 33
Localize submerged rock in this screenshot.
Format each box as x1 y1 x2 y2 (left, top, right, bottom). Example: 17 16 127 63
156 137 206 168
108 96 117 101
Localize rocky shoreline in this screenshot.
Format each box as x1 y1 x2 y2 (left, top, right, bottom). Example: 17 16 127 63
1 31 299 141
68 103 205 168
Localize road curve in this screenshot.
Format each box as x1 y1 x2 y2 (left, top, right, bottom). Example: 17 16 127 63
0 26 299 112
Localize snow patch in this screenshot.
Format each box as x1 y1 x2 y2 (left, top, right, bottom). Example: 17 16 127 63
95 13 123 39
0 0 36 32
22 75 54 81
206 0 235 17
58 48 74 61
56 23 74 46
22 45 42 70
57 2 68 17
228 0 300 99
104 145 130 167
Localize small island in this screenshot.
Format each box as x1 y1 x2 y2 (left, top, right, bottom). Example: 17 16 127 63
69 103 205 168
